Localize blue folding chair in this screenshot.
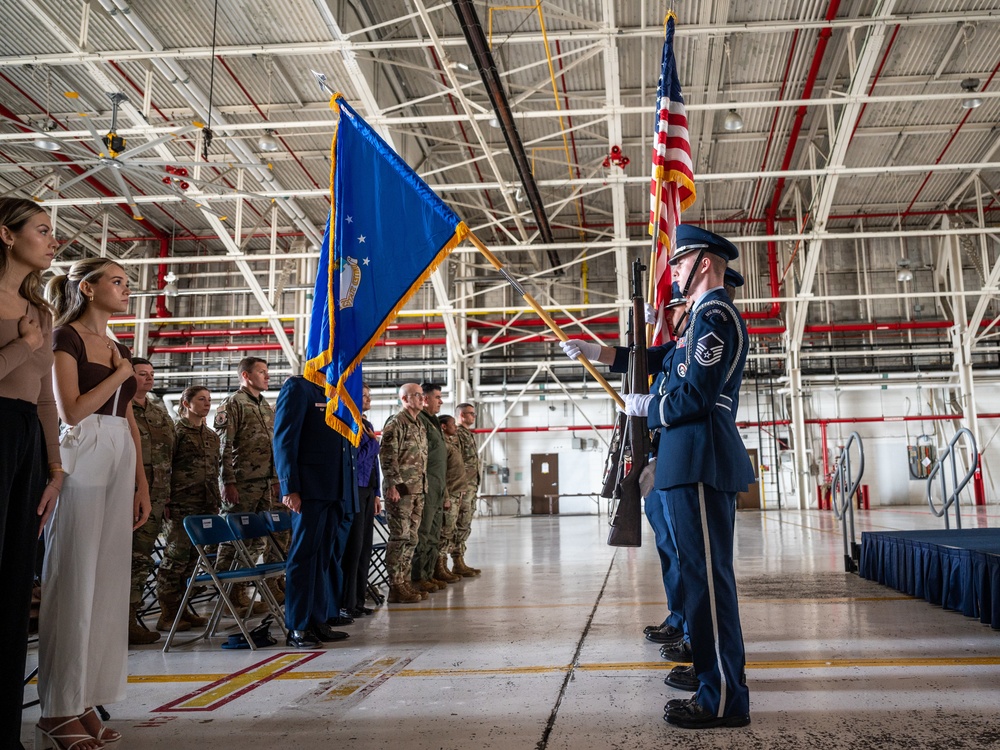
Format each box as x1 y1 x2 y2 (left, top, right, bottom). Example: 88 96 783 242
162 515 287 652
259 509 293 562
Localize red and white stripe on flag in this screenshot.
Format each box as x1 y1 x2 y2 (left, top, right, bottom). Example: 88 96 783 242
648 16 696 345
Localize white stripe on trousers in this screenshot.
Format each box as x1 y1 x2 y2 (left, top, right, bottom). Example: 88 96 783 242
38 413 135 717
697 482 727 717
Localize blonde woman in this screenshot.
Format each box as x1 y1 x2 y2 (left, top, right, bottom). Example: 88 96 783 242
37 258 150 750
0 198 61 750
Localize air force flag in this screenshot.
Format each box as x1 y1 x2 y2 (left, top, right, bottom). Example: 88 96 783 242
305 96 469 444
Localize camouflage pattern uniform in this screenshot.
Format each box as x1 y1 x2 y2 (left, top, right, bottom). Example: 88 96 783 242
130 394 174 607
214 386 280 570
455 423 482 556
438 433 466 560
156 418 221 603
379 408 427 586
412 409 447 582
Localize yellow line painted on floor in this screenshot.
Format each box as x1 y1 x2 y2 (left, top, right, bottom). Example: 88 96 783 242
126 654 1000 686
152 651 322 712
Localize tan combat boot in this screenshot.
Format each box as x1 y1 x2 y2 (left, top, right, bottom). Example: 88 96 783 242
128 604 160 645
231 584 268 617
435 557 461 583
402 582 429 600
156 599 192 632
388 584 422 603
413 579 438 593
452 554 481 577
265 577 286 605
180 607 208 628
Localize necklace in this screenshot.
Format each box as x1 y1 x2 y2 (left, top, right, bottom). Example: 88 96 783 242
78 322 114 351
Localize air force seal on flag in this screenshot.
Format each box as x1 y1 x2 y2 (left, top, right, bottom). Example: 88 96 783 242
694 331 724 367
338 256 362 309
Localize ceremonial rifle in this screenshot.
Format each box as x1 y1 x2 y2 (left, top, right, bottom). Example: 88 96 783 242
608 258 650 547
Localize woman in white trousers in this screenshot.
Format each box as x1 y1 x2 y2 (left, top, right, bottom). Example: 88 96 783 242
36 258 150 750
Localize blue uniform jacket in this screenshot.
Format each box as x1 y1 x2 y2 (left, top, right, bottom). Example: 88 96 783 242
274 376 359 512
646 288 755 493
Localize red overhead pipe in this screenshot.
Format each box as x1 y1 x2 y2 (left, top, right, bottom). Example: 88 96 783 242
117 326 294 340
745 1 842 321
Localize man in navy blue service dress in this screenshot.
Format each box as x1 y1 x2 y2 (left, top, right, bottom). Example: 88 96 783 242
273 375 358 648
563 225 754 729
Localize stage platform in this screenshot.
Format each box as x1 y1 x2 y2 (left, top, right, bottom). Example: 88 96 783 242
859 527 1000 629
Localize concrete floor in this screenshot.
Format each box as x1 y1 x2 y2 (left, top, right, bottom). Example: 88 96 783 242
22 504 1000 749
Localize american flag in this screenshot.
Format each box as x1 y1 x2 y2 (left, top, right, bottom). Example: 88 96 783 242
648 14 696 345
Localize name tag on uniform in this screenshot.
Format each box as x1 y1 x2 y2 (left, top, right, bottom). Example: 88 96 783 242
314 402 326 408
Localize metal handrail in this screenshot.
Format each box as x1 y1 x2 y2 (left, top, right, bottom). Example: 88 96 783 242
926 427 978 530
830 431 865 572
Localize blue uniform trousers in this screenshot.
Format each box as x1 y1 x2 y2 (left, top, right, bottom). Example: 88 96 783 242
644 489 686 635
285 499 343 631
326 508 355 619
665 483 749 717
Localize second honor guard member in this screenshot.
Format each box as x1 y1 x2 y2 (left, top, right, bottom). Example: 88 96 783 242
623 225 755 729
128 358 174 645
379 383 428 604
561 284 691 660
273 375 356 648
452 403 482 576
215 357 280 614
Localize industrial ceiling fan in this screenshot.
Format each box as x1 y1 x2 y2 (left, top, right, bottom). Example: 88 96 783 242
1 92 267 220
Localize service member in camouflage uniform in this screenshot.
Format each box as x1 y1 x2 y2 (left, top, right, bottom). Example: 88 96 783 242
379 383 428 604
435 415 465 583
453 402 482 576
127 358 174 644
214 356 281 614
411 382 450 592
156 386 219 631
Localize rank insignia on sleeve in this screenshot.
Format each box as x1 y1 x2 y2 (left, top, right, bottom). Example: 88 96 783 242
694 332 725 367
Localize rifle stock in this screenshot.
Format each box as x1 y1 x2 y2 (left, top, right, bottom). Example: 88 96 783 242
608 259 651 548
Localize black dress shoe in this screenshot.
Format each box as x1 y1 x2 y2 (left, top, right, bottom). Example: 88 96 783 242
665 697 690 711
646 624 685 646
660 640 693 663
310 623 350 642
356 606 375 616
286 629 320 649
664 664 699 691
326 615 354 626
643 620 668 635
664 698 750 729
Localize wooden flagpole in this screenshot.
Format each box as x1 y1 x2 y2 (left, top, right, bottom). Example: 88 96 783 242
467 232 625 410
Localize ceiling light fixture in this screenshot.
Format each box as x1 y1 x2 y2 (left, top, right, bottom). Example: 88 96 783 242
258 129 279 152
721 39 745 133
961 77 983 109
33 121 62 152
896 258 913 283
162 271 179 297
488 116 500 129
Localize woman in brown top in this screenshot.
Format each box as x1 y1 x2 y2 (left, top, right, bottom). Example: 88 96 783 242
36 257 150 750
0 198 62 750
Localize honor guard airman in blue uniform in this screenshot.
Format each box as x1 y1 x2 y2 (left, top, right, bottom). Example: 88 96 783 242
623 225 755 729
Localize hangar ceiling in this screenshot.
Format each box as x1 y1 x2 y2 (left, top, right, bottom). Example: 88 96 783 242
1 0 999 407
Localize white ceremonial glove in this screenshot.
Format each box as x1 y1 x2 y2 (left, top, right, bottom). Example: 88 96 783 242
644 303 658 326
560 339 602 362
623 393 654 417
